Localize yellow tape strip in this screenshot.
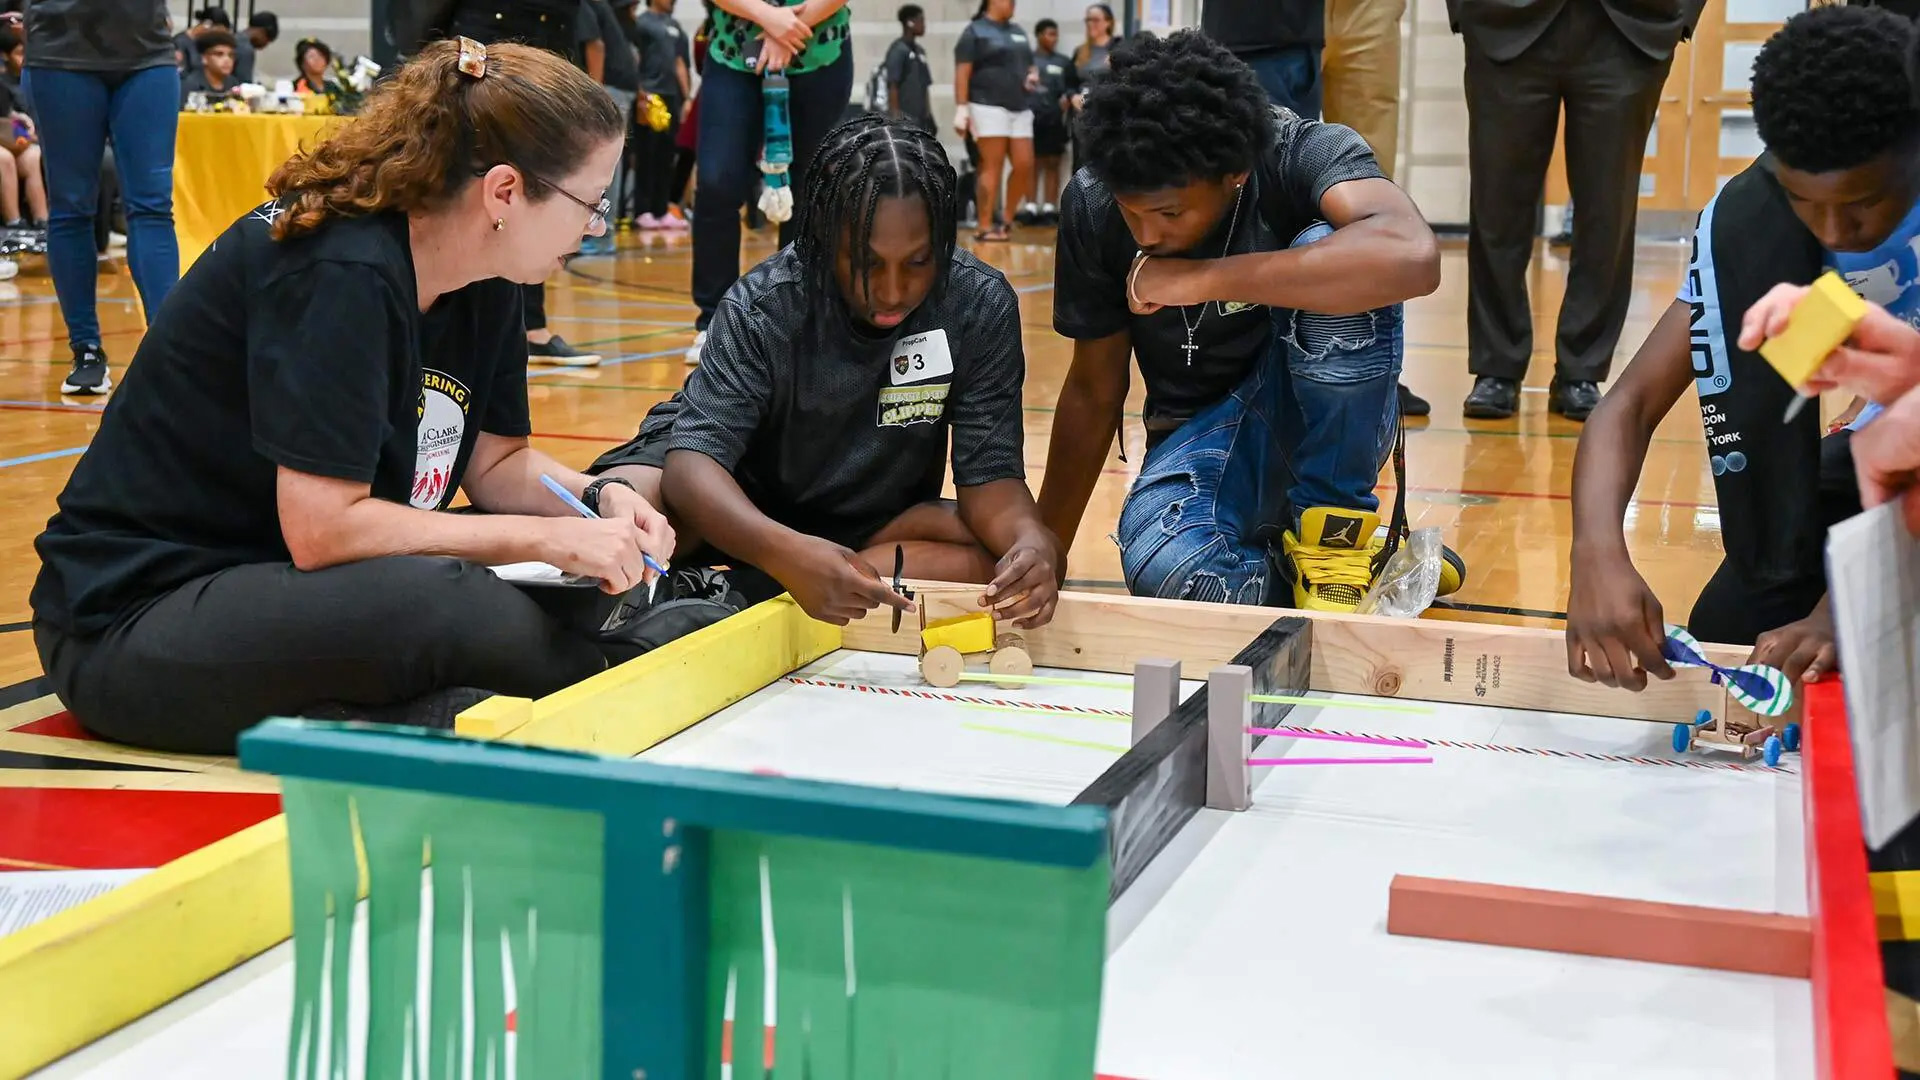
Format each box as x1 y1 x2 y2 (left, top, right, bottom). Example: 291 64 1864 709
1872 870 1920 942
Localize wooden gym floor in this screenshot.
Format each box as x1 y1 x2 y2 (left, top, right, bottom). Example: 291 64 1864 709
0 228 1718 689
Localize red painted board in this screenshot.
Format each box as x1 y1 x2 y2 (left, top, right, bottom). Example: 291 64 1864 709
1386 874 1810 977
1802 677 1893 1080
0 788 280 871
11 710 93 740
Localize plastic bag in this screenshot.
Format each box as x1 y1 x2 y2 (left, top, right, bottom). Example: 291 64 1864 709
1357 525 1443 618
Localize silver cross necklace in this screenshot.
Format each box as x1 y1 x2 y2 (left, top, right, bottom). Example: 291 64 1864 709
1175 182 1246 367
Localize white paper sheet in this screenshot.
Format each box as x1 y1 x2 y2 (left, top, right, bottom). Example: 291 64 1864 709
485 561 594 587
0 869 150 936
1827 498 1920 848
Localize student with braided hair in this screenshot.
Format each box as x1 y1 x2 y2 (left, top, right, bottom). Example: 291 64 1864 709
591 116 1063 628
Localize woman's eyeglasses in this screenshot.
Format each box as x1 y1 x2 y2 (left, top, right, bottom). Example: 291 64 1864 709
477 164 612 233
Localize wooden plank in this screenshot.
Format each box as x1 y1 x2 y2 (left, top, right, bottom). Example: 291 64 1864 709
0 817 292 1080
844 584 1734 722
1072 617 1310 900
492 595 840 754
1385 874 1811 978
1802 678 1895 1080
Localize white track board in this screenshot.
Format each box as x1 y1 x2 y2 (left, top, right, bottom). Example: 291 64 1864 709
33 650 1812 1079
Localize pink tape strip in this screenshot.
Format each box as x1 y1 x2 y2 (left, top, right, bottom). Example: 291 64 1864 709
1247 756 1434 766
1247 726 1426 749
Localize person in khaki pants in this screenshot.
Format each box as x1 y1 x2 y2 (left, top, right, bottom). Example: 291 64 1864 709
1321 0 1403 179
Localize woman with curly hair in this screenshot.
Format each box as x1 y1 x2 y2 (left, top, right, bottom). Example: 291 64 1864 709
29 38 673 755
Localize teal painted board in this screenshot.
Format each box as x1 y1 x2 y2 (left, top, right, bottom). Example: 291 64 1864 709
703 831 1110 1079
243 720 1109 868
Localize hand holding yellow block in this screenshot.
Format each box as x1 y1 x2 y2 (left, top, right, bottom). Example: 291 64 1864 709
1758 270 1869 389
920 611 997 655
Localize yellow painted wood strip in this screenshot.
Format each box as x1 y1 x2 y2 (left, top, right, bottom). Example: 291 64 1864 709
500 595 841 755
0 818 292 1080
1872 870 1920 942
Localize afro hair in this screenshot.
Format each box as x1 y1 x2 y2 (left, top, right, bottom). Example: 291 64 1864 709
1076 29 1274 194
1751 4 1918 175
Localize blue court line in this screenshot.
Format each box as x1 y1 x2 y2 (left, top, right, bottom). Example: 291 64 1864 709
526 345 689 379
0 445 86 469
0 398 104 411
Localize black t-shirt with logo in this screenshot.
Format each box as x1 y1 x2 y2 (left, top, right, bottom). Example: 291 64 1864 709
1053 110 1380 437
31 206 531 637
591 247 1026 552
631 9 690 98
955 16 1033 111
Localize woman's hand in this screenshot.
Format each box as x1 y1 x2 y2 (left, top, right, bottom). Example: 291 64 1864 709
594 482 675 582
1739 284 1920 403
953 103 972 137
756 36 797 72
755 3 812 52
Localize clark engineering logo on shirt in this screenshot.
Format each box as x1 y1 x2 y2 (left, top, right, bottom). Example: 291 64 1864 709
413 369 471 509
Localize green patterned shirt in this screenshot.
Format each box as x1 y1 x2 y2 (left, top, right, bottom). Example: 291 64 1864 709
709 1 851 75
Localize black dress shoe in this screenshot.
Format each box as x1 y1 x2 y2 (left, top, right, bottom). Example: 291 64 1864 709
1548 378 1601 421
1462 376 1519 419
1397 382 1430 417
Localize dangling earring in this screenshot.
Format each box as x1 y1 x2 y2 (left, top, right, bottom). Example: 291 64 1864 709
493 218 505 231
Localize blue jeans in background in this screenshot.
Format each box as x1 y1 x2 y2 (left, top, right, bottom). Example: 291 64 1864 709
24 65 179 350
1243 45 1323 118
691 51 854 329
1115 222 1402 604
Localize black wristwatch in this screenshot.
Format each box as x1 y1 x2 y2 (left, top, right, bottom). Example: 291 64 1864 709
581 476 636 515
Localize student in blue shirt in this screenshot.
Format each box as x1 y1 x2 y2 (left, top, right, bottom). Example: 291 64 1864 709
1566 5 1917 688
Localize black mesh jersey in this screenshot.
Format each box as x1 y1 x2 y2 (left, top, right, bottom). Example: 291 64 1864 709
1053 109 1380 434
593 247 1028 550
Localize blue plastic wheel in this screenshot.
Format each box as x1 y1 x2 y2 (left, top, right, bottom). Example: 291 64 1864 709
1763 735 1784 768
1783 723 1802 753
1673 723 1692 754
1694 708 1713 727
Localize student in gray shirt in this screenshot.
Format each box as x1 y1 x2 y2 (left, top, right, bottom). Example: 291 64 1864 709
883 4 933 132
955 0 1037 241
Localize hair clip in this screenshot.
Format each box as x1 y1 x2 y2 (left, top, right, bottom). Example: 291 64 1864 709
456 36 488 79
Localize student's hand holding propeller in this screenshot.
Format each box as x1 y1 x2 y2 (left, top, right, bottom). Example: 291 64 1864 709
774 535 915 626
1564 550 1673 690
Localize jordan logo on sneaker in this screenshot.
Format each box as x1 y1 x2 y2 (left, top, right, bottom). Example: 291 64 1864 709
1323 516 1363 547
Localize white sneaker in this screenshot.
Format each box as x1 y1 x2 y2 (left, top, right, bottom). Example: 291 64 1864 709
685 329 707 366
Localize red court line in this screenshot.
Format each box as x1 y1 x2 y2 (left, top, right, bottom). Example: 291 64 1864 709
1802 678 1892 1080
0 788 281 870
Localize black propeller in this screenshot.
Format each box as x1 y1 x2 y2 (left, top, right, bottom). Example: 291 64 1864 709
891 543 914 634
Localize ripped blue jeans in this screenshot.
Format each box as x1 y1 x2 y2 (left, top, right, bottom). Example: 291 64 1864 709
1115 222 1403 604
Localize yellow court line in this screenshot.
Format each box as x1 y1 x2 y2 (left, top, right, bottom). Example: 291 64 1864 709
0 769 279 794
0 694 64 733
0 732 240 775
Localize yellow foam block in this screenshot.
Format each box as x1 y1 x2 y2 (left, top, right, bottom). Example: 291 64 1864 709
1758 270 1868 388
921 611 996 655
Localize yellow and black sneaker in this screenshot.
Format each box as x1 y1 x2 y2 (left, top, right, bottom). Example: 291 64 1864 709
1368 529 1468 598
1283 507 1380 612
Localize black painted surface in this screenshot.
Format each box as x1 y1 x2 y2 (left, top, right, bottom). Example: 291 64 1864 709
1071 616 1312 902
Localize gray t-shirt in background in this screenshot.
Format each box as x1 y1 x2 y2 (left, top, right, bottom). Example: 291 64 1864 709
26 0 175 72
883 37 932 127
955 16 1032 112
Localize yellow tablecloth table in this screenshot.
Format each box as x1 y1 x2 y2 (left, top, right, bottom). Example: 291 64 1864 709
172 112 347 270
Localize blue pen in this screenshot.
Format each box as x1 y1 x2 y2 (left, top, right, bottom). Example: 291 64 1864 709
540 474 668 595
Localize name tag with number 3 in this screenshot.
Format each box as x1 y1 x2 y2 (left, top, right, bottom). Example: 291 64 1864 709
889 329 954 385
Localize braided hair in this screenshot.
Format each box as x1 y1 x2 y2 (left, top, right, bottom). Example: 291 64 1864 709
795 115 958 324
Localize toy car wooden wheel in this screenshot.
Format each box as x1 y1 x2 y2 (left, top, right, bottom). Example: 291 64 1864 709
989 634 1032 689
921 645 964 688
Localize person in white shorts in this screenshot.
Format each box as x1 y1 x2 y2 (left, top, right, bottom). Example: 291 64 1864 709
955 0 1037 241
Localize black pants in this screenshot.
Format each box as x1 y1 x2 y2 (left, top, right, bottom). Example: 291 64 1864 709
34 557 611 755
1687 431 1861 645
1463 0 1671 382
633 95 683 219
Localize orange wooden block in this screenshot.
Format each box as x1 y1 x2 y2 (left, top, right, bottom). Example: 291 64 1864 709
1386 874 1811 978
